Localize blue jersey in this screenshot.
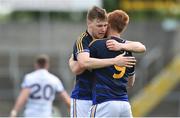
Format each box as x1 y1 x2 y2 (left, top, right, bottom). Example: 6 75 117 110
89 36 135 104
71 31 94 100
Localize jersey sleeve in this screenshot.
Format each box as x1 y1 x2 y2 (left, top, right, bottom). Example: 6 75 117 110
127 66 135 76
125 51 135 76
73 33 90 60
55 78 65 93
21 75 31 88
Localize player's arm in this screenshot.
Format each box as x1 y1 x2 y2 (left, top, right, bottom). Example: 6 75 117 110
127 74 136 88
77 52 136 69
10 88 30 117
58 91 71 112
106 39 146 53
68 54 85 75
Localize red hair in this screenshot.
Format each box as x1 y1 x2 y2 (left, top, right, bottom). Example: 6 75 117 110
108 10 129 33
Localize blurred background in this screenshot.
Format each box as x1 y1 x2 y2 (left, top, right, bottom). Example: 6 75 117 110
0 0 180 117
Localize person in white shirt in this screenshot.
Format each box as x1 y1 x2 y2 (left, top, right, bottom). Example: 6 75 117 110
10 54 70 117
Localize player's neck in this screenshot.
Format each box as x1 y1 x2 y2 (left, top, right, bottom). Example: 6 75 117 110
87 29 93 38
108 31 120 38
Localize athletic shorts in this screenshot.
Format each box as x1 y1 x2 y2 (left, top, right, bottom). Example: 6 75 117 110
89 101 132 117
70 98 92 117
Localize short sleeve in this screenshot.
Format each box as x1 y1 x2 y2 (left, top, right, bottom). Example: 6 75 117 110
21 75 31 88
127 66 135 76
124 51 135 76
73 34 90 60
55 79 64 93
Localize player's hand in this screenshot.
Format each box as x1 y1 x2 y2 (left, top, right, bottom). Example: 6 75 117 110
114 54 136 67
9 110 17 118
106 39 124 51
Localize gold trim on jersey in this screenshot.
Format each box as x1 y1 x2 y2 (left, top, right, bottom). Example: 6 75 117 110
76 32 87 53
90 104 97 118
89 38 103 47
89 37 110 47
